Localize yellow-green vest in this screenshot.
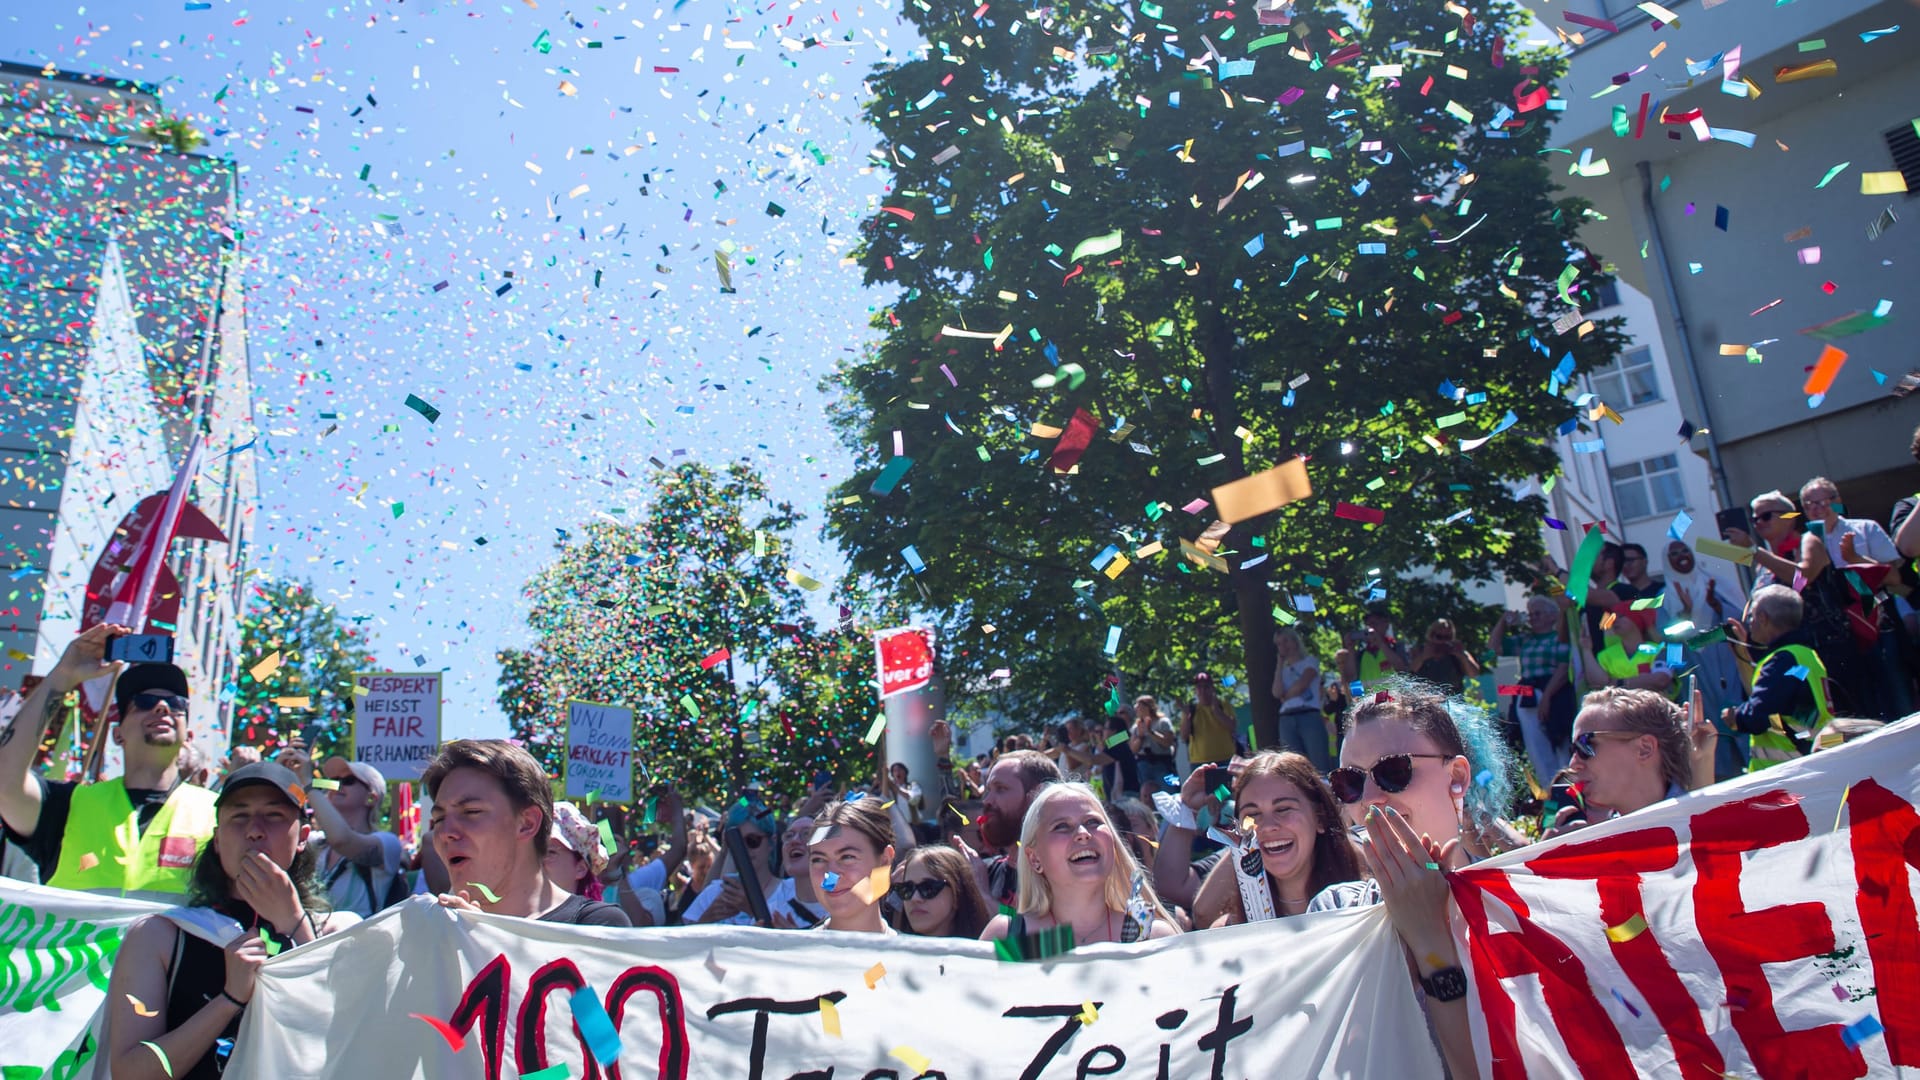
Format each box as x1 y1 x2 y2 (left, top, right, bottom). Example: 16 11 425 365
1746 645 1835 772
46 778 217 898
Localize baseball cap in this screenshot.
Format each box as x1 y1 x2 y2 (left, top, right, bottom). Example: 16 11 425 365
218 762 311 815
115 662 190 716
323 756 387 800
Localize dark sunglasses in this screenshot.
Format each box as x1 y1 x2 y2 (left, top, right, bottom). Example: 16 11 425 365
890 879 951 901
1329 754 1451 804
1752 511 1778 523
742 832 767 849
1571 730 1639 758
130 691 189 714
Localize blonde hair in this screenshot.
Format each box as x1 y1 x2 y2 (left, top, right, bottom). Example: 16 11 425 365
1014 782 1173 927
1579 688 1690 792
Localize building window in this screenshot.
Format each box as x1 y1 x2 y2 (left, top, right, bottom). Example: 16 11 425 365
1589 346 1660 409
1611 453 1687 522
1579 279 1621 314
1883 120 1920 199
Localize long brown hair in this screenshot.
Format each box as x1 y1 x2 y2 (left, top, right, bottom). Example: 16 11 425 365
888 845 993 939
1202 752 1360 925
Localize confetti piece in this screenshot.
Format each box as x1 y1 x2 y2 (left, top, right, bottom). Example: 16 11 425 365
1803 345 1848 397
890 1047 931 1074
248 652 283 681
1211 459 1311 523
863 713 886 744
79 852 100 871
520 1067 571 1080
569 986 624 1066
818 998 841 1037
128 994 159 1017
852 864 892 904
864 962 886 990
1605 913 1649 942
1077 1001 1100 1025
870 456 914 496
698 648 731 670
411 1013 468 1053
1861 171 1909 195
466 881 502 903
1069 230 1124 261
404 394 441 424
311 777 340 791
1841 1014 1884 1049
1333 502 1385 526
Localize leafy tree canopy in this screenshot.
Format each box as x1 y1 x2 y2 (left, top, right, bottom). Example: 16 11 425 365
232 577 378 760
825 0 1626 725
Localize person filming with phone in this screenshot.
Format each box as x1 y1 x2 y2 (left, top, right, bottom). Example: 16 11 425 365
0 624 217 899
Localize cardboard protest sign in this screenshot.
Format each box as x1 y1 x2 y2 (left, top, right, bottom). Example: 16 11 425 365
351 672 442 780
564 700 635 803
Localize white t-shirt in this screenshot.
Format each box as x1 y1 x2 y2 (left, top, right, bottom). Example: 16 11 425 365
626 859 670 893
766 876 828 925
1825 516 1900 565
1276 657 1321 711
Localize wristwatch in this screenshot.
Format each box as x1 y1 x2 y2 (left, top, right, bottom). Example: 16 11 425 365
1420 966 1469 1003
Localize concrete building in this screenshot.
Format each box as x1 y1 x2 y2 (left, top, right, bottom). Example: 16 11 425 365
1545 0 1920 523
0 62 255 758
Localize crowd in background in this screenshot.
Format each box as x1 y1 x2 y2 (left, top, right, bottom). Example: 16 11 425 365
2 432 1916 1079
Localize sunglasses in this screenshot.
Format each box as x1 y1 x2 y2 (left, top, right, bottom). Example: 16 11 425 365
742 832 767 849
890 879 951 901
1571 730 1640 758
1329 754 1452 804
1752 511 1778 523
130 691 189 714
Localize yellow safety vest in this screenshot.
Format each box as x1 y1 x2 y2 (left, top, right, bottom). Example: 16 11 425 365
1745 645 1835 772
1358 649 1390 688
46 778 217 898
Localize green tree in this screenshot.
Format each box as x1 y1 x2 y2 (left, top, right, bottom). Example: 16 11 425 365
232 578 378 759
141 116 205 154
826 0 1626 729
499 462 881 807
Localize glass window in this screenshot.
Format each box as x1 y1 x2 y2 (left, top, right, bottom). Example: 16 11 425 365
1589 346 1660 410
1610 453 1687 523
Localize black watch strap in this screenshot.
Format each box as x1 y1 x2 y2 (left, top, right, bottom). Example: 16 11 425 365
1420 965 1469 1003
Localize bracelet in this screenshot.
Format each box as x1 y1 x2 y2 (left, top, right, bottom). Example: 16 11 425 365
220 989 250 1008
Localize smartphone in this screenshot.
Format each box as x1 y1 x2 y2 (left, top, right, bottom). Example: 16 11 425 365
721 826 773 926
1202 765 1231 791
107 634 174 664
1548 782 1586 823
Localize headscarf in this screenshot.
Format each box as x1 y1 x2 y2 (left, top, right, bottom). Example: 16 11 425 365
1661 541 1746 629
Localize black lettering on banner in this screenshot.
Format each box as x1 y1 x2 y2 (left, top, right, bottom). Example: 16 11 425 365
517 958 591 1079
448 954 512 1080
1196 985 1252 1080
707 991 848 1080
1076 1046 1125 1078
604 964 692 1080
1002 1002 1102 1080
1153 1009 1188 1080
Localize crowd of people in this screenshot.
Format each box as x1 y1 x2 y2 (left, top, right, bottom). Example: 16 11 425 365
1 445 1915 1078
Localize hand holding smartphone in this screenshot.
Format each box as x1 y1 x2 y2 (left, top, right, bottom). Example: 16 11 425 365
106 633 174 664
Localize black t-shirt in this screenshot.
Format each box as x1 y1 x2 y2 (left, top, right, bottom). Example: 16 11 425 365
986 854 1019 910
2 777 173 883
539 893 632 927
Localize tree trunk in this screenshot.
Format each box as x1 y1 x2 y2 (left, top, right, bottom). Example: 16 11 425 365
1194 283 1280 752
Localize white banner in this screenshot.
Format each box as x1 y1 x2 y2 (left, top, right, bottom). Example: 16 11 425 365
229 899 1432 1079
0 881 163 1077
1451 719 1920 1078
564 700 635 803
351 672 443 780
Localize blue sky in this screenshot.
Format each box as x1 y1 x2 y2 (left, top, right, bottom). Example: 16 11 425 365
5 0 911 737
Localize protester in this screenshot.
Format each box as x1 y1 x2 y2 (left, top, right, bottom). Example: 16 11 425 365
1098 713 1137 800
1800 476 1900 565
1310 678 1520 1080
1408 619 1481 696
807 795 896 934
545 800 610 900
1161 752 1360 929
1490 595 1574 786
1729 490 1874 716
103 762 357 1080
1129 694 1178 795
1724 585 1837 769
1269 628 1330 770
1574 617 1673 695
1338 609 1408 690
981 782 1178 948
274 742 406 918
686 800 782 925
1802 475 1915 719
1181 671 1237 767
424 739 629 926
1575 541 1632 650
889 844 993 939
618 788 688 927
0 625 216 898
768 803 830 927
1555 688 1714 834
955 749 1062 908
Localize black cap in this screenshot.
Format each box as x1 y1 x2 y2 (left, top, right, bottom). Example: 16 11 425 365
217 762 310 815
115 662 190 715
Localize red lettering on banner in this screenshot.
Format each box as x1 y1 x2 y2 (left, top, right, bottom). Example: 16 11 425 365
518 958 594 1079
1846 780 1920 1065
448 954 512 1080
605 965 692 1080
1522 828 1726 1080
1692 791 1865 1078
1451 871 1635 1078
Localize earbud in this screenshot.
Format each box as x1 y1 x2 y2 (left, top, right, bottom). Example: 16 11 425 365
1450 783 1464 795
